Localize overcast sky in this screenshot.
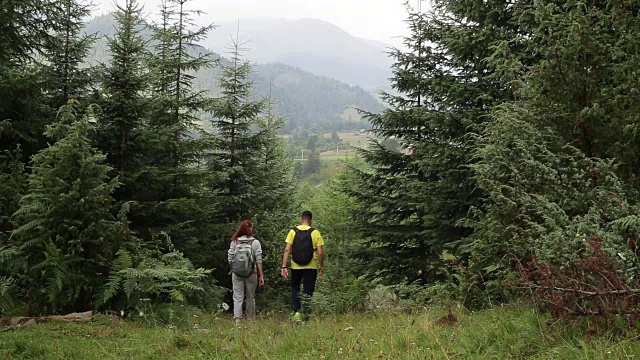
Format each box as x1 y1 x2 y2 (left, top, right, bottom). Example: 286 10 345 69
92 0 415 46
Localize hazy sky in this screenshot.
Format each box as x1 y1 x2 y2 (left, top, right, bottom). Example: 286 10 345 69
92 0 415 46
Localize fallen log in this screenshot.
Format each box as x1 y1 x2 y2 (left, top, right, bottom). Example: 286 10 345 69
0 311 94 325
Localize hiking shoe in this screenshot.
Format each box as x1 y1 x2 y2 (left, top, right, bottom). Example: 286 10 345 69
293 312 303 322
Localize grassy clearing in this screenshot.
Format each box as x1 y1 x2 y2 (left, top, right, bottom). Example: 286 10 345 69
318 131 374 160
1 305 639 359
318 154 356 162
337 132 374 149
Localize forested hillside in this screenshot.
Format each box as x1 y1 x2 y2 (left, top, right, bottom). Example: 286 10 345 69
85 14 385 133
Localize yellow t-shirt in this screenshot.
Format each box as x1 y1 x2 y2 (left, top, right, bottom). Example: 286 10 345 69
285 225 324 269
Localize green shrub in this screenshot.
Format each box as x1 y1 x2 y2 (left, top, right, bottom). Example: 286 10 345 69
311 268 372 315
98 249 223 318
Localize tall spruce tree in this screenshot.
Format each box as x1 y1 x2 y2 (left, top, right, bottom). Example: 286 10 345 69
11 102 133 314
0 0 61 157
41 0 94 110
0 1 65 292
145 0 216 263
97 0 152 218
208 39 269 222
253 101 296 214
343 1 517 284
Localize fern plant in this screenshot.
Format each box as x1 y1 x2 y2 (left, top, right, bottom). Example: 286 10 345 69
0 276 17 314
98 249 220 315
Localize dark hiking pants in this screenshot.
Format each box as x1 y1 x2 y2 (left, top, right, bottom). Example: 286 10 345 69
291 268 318 313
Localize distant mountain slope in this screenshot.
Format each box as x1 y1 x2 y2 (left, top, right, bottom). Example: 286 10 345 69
202 17 394 92
84 15 385 133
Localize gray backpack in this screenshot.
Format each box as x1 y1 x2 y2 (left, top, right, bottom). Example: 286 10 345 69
231 239 256 277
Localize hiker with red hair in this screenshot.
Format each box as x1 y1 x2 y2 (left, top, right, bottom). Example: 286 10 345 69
228 220 264 324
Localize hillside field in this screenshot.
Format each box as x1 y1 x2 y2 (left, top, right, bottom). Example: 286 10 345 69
318 131 376 160
1 305 638 359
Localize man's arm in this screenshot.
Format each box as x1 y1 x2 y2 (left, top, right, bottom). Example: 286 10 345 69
317 245 324 277
281 243 292 279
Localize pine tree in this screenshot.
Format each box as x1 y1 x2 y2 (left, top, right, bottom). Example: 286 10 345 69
144 0 217 263
208 39 268 222
343 1 518 284
0 1 65 288
0 0 64 161
41 0 95 110
97 0 152 211
11 101 132 314
253 101 296 214
304 151 321 176
512 0 640 189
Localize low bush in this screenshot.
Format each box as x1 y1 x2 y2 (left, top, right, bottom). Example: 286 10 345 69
98 249 224 323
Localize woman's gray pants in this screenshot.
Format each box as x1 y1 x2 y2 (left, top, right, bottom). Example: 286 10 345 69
232 273 257 320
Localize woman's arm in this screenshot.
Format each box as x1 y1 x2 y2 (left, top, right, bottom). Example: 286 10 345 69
257 262 265 286
227 240 236 265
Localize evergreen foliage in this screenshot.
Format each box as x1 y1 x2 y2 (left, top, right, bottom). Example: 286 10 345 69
208 39 295 221
11 0 640 322
468 107 640 297
82 14 385 134
343 1 514 284
10 102 134 314
0 148 26 245
342 0 640 312
141 0 217 263
96 0 160 250
304 151 321 176
253 102 296 214
41 0 95 110
466 0 640 304
208 39 269 222
97 0 149 188
0 0 63 162
0 0 298 316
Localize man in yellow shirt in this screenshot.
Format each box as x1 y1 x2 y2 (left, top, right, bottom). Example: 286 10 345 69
281 210 324 321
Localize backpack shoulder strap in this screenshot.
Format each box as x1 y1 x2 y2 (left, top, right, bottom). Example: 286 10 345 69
292 227 299 233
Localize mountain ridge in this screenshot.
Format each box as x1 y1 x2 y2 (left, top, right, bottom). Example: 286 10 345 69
84 15 385 133
201 16 393 91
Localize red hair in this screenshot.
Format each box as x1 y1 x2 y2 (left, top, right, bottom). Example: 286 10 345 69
232 220 253 241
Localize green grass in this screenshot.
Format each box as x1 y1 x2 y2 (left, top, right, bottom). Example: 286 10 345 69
337 131 375 149
318 154 355 161
1 305 639 359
